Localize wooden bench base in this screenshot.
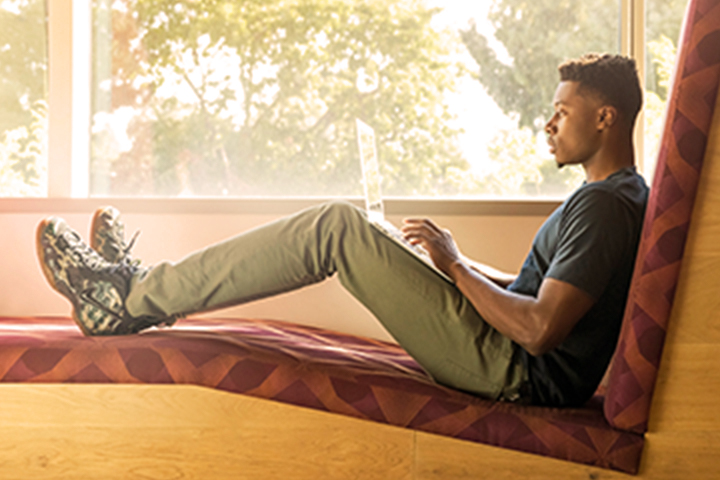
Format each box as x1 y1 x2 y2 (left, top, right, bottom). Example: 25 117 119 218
0 383 716 479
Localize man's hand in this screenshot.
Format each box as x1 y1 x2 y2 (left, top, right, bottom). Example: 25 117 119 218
401 218 461 276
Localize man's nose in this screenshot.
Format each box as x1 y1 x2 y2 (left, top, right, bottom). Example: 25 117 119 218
545 117 556 135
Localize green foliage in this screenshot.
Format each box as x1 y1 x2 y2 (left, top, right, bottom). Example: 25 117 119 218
0 0 47 194
94 0 467 196
0 100 47 196
0 0 46 134
482 127 584 196
644 36 678 182
645 0 687 100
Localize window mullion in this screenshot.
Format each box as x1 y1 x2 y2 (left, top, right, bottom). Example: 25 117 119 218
47 0 74 198
73 0 91 197
622 0 647 175
633 0 646 175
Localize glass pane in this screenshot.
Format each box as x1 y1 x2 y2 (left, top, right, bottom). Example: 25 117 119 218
644 0 688 183
90 0 618 198
0 0 48 197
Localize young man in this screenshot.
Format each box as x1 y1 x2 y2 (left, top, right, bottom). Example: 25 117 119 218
36 53 648 407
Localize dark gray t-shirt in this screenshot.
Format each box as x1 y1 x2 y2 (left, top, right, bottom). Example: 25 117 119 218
507 167 649 407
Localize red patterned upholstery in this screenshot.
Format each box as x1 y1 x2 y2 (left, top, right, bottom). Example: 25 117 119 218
604 0 720 434
0 316 643 473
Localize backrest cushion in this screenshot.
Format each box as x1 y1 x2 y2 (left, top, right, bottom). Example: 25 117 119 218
604 0 720 434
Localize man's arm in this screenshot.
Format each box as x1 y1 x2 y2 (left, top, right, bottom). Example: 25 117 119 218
402 218 595 356
460 256 517 289
449 263 595 356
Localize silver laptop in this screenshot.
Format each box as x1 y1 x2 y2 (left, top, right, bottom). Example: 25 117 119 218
356 119 452 283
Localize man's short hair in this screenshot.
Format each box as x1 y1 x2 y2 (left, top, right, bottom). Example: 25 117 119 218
558 53 643 129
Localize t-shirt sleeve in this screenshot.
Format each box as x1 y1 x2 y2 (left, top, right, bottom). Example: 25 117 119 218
545 187 634 299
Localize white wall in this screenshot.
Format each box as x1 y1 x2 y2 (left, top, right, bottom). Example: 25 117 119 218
0 200 549 342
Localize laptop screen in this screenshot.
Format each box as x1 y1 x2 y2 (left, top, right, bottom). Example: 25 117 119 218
356 119 384 223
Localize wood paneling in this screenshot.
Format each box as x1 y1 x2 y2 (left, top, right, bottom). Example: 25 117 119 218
637 90 720 475
0 384 414 480
414 431 635 480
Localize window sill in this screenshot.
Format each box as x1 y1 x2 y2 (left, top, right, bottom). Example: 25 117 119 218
0 196 561 217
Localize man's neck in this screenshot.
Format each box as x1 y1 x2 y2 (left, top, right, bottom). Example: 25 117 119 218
583 137 635 183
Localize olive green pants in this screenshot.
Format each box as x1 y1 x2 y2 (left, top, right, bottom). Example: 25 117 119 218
126 201 526 401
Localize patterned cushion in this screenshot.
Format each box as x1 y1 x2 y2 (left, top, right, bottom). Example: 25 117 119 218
604 0 720 434
0 316 643 474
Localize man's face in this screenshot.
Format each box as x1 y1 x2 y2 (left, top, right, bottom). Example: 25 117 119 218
544 81 604 167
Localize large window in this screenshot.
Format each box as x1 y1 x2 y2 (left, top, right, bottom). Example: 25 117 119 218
0 0 691 199
89 0 618 198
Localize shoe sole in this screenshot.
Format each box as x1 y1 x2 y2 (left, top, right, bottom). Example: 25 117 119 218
36 218 93 336
90 206 117 259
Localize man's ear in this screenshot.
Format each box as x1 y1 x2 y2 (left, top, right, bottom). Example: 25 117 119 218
597 106 618 130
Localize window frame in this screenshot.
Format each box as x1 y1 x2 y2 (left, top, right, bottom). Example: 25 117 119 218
1 0 648 215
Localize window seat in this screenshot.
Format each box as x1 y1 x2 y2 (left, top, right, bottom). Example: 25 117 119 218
0 315 642 473
0 0 718 476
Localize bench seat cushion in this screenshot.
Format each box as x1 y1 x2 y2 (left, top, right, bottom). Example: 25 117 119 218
0 315 643 473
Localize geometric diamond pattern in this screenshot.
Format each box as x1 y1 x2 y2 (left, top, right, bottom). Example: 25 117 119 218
604 0 720 434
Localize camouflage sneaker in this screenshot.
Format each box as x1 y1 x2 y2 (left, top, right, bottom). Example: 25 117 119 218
90 206 140 265
36 217 176 335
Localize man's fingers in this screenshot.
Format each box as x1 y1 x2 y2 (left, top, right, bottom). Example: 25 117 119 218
402 218 441 235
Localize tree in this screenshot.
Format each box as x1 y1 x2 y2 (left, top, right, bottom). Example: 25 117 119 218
0 0 47 194
93 0 468 196
644 35 678 181
645 0 688 100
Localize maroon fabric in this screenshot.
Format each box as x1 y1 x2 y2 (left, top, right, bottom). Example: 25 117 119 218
604 0 720 434
0 315 643 473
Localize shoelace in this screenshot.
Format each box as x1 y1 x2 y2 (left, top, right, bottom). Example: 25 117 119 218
116 229 142 267
68 229 143 286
